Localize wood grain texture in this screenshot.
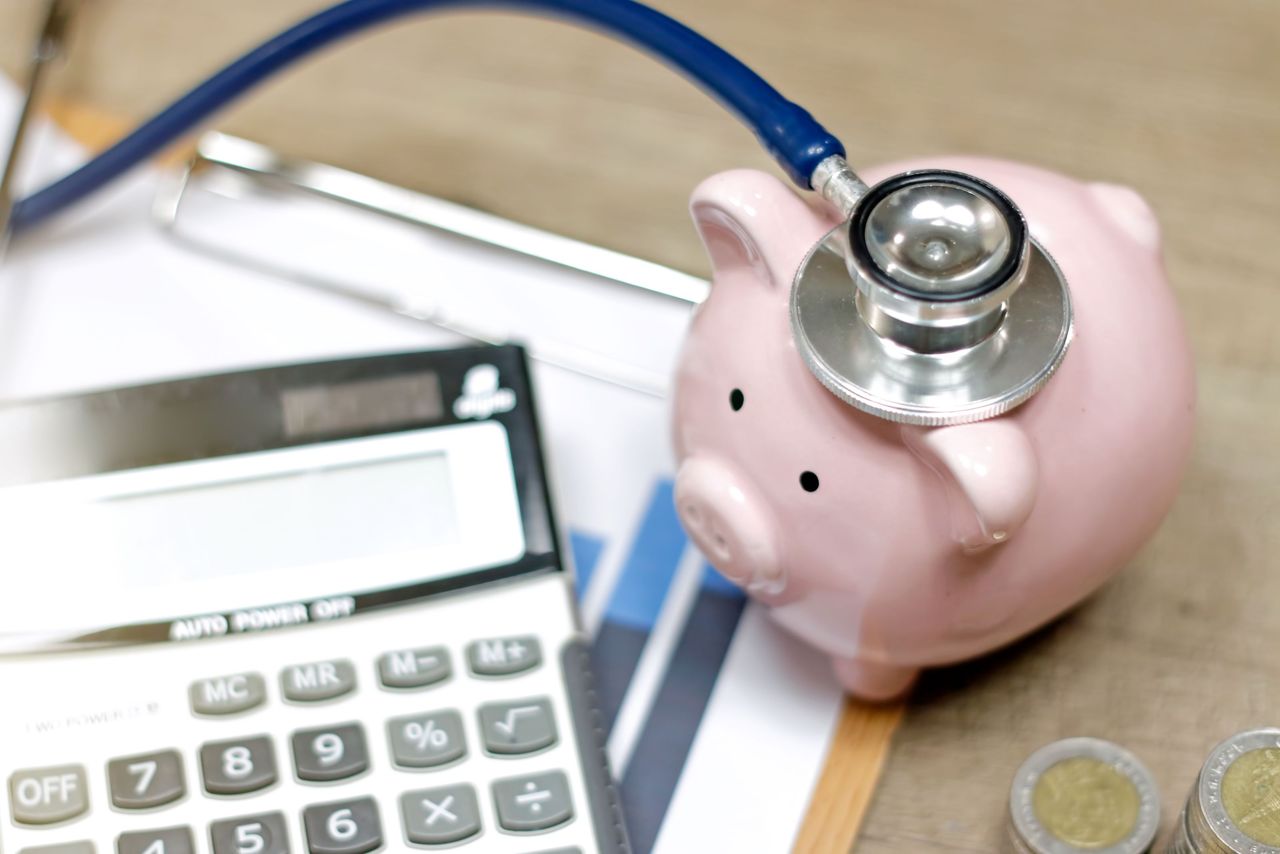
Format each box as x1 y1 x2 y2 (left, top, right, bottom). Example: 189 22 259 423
2 1 1278 851
793 701 905 854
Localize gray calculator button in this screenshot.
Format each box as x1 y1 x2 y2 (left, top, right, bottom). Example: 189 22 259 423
189 673 266 716
478 698 557 755
492 771 574 832
467 636 542 676
400 784 481 845
377 647 450 689
116 827 194 854
107 749 185 809
291 723 369 782
17 843 94 854
8 764 89 825
302 797 381 854
199 735 277 795
281 660 356 703
386 710 466 768
209 812 289 854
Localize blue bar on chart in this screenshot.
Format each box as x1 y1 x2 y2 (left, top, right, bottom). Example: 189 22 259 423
570 479 746 853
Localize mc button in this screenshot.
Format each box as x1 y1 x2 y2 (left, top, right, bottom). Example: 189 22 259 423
8 764 89 825
189 672 266 716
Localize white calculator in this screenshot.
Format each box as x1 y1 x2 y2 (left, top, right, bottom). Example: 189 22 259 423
0 346 627 854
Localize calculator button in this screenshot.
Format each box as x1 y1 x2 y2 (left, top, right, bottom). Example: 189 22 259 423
107 749 185 809
302 797 381 854
478 698 557 755
17 843 94 854
189 673 266 716
467 636 542 677
399 784 481 846
291 723 369 782
377 647 450 689
199 735 277 795
492 771 574 832
281 660 356 703
386 710 466 768
116 826 194 854
8 764 89 825
209 812 289 854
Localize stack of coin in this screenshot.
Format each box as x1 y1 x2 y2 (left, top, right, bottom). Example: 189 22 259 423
1169 728 1280 853
1008 737 1161 853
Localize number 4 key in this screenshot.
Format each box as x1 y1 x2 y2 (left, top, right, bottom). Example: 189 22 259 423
117 826 196 854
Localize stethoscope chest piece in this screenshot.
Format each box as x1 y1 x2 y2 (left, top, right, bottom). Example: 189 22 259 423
791 169 1073 426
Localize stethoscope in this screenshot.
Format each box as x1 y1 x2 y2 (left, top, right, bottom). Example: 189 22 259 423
1 0 1072 427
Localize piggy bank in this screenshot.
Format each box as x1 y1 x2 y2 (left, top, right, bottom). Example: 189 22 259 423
672 157 1195 700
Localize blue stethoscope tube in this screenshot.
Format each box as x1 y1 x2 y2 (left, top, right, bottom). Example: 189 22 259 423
7 0 845 235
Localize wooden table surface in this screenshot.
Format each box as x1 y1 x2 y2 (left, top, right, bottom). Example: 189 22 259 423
3 1 1278 850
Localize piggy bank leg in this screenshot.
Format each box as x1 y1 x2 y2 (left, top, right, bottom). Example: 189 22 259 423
832 657 918 701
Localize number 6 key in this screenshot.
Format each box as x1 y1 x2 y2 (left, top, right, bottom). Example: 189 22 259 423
302 797 382 854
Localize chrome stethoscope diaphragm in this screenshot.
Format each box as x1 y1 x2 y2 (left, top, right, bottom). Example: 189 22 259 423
792 167 1073 426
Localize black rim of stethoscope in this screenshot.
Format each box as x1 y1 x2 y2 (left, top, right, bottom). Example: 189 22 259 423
846 169 1028 303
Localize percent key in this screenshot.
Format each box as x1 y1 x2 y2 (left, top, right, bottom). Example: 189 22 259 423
388 710 467 768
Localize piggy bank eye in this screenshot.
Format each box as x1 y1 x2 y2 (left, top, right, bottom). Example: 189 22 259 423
729 388 744 411
800 471 820 492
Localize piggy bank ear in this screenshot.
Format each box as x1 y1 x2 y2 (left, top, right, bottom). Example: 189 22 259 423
1088 182 1162 253
901 421 1039 552
690 169 834 288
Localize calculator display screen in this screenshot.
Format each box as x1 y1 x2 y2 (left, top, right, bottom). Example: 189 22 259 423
3 452 458 587
0 422 526 643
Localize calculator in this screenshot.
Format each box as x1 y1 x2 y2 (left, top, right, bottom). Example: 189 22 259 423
0 346 627 854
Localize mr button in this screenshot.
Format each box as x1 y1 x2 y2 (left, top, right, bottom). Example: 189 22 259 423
8 764 89 825
467 636 542 677
281 659 356 703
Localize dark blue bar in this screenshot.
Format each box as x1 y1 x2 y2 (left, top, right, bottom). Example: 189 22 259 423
618 576 747 853
590 621 652 733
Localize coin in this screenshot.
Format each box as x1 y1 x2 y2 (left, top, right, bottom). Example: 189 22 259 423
1034 757 1142 848
1175 729 1280 853
1221 747 1280 845
1009 737 1159 854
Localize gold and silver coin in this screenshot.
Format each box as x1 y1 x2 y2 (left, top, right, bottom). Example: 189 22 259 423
1009 737 1160 854
1169 728 1280 853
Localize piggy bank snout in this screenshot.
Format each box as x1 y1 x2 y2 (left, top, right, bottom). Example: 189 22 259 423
674 458 782 593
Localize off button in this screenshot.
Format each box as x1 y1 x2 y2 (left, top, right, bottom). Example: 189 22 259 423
8 764 89 825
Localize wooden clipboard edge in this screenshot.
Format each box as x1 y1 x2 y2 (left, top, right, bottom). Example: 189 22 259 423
793 699 905 853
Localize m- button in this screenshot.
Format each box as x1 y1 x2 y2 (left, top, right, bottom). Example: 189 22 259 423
8 764 89 825
190 672 266 716
466 636 542 677
377 646 451 690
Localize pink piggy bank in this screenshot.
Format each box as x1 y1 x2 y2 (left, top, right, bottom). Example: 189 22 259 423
672 157 1195 700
